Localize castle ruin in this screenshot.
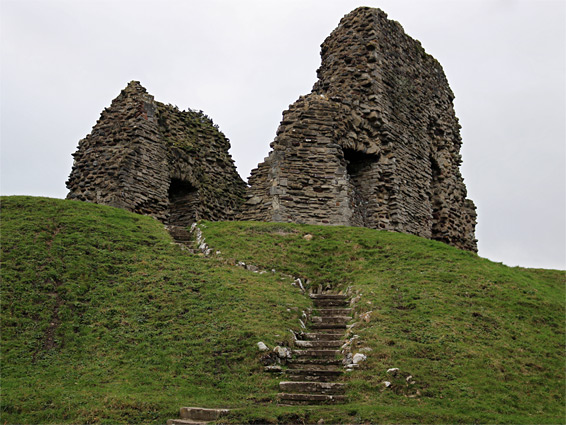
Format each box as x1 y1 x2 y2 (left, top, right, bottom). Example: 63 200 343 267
66 7 477 251
66 81 246 227
241 7 477 251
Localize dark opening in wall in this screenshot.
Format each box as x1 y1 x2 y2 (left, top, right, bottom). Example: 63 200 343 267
343 149 379 227
167 178 199 227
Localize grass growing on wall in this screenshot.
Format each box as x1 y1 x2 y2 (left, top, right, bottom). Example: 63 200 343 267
1 198 564 424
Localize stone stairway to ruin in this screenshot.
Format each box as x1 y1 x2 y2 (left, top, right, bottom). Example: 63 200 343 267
278 293 351 405
166 224 352 415
167 225 194 247
167 294 352 423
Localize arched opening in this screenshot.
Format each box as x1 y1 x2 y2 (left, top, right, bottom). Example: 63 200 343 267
343 149 379 227
167 178 199 227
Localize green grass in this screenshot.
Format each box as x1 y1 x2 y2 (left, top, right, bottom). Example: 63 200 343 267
202 221 565 424
1 197 564 424
1 197 308 424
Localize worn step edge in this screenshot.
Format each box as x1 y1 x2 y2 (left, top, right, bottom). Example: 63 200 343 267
167 420 207 425
279 381 345 394
310 316 351 323
288 357 342 365
309 294 348 300
286 369 343 376
287 363 341 371
300 332 344 341
315 308 352 315
292 349 340 357
180 407 230 421
310 323 347 329
277 393 347 404
285 374 341 382
294 340 342 348
312 302 350 308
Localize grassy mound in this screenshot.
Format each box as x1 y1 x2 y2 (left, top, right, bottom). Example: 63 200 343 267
1 197 308 424
202 221 565 424
1 197 564 424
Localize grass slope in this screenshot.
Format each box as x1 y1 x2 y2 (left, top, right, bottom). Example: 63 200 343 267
1 197 564 424
1 197 308 424
202 221 565 424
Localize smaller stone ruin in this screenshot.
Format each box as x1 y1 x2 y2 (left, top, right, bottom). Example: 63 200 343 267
66 81 246 227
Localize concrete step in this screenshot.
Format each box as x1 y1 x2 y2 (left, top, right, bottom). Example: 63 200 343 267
277 393 347 405
279 381 345 395
310 315 351 324
180 407 230 422
294 340 342 349
292 349 340 357
300 332 344 341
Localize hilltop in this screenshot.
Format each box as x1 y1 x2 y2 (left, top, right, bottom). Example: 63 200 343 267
1 196 564 424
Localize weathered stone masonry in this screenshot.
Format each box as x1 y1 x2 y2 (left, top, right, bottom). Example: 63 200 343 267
66 81 246 226
242 7 477 251
67 7 477 252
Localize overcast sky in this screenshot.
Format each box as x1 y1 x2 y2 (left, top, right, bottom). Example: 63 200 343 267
1 0 564 270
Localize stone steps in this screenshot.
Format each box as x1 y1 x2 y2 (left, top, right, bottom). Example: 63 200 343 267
309 294 349 300
292 349 341 357
167 225 194 247
288 357 342 366
315 308 352 316
287 362 340 371
279 381 345 395
278 292 351 405
312 301 349 308
167 407 229 425
310 315 351 324
277 393 347 405
294 339 342 349
310 322 347 330
286 370 342 382
168 420 207 425
300 332 344 341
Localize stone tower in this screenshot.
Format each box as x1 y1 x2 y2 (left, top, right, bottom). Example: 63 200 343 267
242 7 477 251
66 81 246 226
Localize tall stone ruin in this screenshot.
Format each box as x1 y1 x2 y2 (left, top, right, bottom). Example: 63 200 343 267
66 81 246 227
242 7 477 251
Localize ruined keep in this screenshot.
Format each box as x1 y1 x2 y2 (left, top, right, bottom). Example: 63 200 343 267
67 7 477 252
66 81 246 227
242 7 477 251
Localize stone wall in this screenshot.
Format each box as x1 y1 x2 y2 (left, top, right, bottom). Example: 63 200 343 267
242 7 477 251
66 81 246 225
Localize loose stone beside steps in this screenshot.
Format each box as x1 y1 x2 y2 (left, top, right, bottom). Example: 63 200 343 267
278 293 351 405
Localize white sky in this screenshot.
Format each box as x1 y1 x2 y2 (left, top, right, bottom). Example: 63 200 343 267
1 0 564 270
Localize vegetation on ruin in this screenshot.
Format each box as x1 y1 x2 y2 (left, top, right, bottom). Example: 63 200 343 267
1 196 564 424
